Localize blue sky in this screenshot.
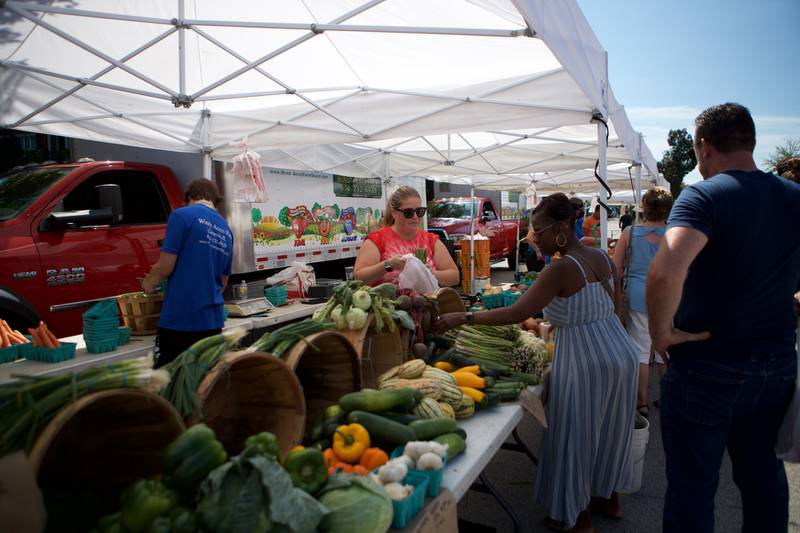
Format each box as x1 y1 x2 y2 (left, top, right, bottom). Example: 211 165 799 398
577 0 800 183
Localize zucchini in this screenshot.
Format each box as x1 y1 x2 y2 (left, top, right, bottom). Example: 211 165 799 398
346 410 416 445
477 392 502 410
486 388 521 401
452 427 467 441
409 418 458 440
339 388 419 413
490 381 525 390
433 433 466 459
378 412 421 425
429 335 454 349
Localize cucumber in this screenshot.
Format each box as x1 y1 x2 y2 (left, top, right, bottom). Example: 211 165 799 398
379 412 421 425
339 388 418 413
409 418 458 440
433 433 466 459
346 410 416 445
452 427 467 441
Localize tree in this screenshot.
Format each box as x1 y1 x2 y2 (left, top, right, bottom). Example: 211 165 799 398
763 138 800 172
657 129 697 199
251 208 262 225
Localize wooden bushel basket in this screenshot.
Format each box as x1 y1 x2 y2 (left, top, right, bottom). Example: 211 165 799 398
430 287 467 315
341 314 406 388
193 351 306 454
117 291 163 335
29 389 185 532
282 331 361 434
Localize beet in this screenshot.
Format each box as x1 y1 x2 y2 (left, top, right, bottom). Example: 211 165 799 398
412 295 427 310
395 295 412 311
413 342 428 358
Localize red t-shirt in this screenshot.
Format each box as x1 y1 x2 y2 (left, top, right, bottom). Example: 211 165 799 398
365 226 439 285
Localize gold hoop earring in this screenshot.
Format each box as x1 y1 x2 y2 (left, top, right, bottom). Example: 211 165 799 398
556 232 567 247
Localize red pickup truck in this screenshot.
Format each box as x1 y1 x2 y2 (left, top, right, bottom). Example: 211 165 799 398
0 161 184 337
427 197 522 269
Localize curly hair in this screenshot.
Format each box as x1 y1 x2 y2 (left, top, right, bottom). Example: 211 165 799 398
694 103 756 154
532 193 575 224
184 178 222 208
776 157 800 184
641 189 673 222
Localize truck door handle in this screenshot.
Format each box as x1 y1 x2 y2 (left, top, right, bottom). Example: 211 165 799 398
157 239 164 247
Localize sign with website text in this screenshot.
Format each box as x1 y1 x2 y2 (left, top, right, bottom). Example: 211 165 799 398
333 175 382 198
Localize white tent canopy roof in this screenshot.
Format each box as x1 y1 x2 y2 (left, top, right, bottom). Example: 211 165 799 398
1 0 660 190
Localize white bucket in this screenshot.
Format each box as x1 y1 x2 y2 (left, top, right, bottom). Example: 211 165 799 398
620 412 649 494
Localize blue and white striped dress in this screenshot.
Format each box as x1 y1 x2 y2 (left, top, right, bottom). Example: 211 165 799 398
533 254 638 527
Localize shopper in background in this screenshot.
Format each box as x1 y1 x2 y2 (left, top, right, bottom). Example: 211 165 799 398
776 156 800 184
143 179 233 368
570 197 586 240
618 206 634 231
648 103 800 533
612 189 673 419
436 193 638 533
581 204 601 246
354 186 459 288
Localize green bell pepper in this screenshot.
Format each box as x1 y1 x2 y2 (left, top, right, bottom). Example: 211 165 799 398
282 447 328 496
120 479 177 533
244 431 281 459
163 424 228 492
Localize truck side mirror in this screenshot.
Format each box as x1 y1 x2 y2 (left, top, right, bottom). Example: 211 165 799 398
96 184 123 223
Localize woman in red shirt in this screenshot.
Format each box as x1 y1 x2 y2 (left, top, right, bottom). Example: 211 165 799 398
354 186 459 288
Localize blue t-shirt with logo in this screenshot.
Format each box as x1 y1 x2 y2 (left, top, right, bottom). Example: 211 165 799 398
667 170 800 361
159 204 233 331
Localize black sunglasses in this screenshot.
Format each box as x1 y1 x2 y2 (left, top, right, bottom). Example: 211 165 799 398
395 207 427 219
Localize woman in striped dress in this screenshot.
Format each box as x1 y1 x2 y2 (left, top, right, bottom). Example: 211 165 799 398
435 193 638 532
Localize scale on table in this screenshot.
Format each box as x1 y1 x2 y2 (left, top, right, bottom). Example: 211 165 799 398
224 297 275 317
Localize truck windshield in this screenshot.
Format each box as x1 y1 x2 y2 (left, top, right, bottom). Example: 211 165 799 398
0 166 76 221
428 201 480 219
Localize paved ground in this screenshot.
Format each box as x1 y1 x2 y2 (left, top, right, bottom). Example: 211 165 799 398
456 262 800 532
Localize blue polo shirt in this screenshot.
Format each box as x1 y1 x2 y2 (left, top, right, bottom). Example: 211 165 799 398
159 204 233 331
667 170 800 361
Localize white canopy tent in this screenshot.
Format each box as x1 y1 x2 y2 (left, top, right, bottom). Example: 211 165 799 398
1 0 664 286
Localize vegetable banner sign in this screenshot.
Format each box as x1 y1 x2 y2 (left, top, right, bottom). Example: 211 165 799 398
249 169 388 251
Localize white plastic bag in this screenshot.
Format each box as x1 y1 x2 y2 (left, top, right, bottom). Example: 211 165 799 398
232 141 267 203
266 261 315 297
775 328 800 463
398 254 438 294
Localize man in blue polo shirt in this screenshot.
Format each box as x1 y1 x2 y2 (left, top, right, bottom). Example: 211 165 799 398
647 103 800 533
143 178 233 368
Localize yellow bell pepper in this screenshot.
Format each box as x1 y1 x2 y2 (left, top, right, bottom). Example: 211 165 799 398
332 423 370 463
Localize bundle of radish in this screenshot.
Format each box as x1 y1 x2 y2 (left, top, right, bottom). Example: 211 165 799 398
27 321 61 349
0 319 30 348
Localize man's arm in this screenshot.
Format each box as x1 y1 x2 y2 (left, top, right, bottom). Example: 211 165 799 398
143 252 177 294
646 226 711 356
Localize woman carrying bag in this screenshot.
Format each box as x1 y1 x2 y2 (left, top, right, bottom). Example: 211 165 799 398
612 188 674 418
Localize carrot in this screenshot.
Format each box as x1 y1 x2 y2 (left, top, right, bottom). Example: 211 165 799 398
11 330 28 344
28 328 43 347
1 321 25 344
40 321 61 348
37 323 55 349
0 324 9 348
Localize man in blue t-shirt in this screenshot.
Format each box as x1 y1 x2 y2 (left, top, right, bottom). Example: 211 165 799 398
143 179 233 368
647 103 800 533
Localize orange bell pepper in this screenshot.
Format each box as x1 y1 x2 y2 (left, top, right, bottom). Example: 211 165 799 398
358 447 389 471
322 448 338 468
328 461 354 475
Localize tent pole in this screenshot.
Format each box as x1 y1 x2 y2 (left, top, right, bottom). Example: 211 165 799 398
202 109 212 179
178 0 186 95
636 133 643 210
597 52 609 252
469 184 476 296
515 191 522 276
